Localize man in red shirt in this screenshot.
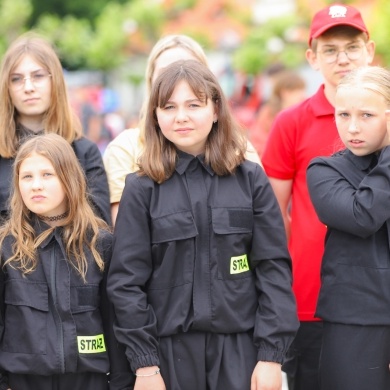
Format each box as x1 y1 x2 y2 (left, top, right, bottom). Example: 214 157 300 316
261 4 375 389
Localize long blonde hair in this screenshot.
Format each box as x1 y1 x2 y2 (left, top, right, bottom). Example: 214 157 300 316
0 32 82 158
0 134 109 281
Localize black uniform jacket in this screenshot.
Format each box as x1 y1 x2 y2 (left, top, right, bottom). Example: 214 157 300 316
108 152 299 371
0 220 133 389
307 147 390 325
0 136 111 225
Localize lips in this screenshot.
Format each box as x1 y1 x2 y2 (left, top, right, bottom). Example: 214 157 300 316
24 97 39 103
175 128 193 134
31 195 45 200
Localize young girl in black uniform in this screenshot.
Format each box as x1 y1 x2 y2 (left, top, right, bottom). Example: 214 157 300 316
307 66 390 389
107 60 299 390
0 134 132 390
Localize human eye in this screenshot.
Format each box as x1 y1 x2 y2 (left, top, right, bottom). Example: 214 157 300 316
10 75 23 85
21 174 32 180
336 111 349 118
162 104 175 110
43 172 54 177
322 47 337 56
32 71 47 82
346 44 361 53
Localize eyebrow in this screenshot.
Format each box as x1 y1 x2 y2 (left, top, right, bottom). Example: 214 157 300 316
165 97 204 104
321 40 361 48
10 68 45 75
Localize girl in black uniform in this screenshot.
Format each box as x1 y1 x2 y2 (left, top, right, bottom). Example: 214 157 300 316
307 66 390 390
107 60 299 390
0 32 111 225
0 134 132 390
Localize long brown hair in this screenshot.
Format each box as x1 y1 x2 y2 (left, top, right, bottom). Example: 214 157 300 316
139 60 247 183
0 133 109 281
0 32 82 158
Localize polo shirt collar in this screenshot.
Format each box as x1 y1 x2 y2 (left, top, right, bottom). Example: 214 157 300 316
310 85 334 117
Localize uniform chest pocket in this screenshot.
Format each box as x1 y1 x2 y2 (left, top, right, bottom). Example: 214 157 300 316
149 210 197 289
211 207 254 280
151 210 198 243
70 285 100 313
3 279 48 354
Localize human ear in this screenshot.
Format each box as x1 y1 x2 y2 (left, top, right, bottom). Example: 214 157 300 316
306 48 320 71
365 40 376 65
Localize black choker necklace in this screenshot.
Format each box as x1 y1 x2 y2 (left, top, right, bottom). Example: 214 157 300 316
38 212 68 222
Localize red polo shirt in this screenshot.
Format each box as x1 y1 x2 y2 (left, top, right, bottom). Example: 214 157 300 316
262 85 342 321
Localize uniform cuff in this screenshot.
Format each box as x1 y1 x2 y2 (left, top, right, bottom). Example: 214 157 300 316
257 349 285 364
131 353 160 373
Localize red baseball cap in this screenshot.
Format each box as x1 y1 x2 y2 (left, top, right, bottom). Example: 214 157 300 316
309 4 369 46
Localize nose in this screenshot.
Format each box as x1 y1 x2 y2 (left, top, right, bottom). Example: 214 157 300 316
348 120 359 133
23 77 35 91
32 176 43 190
336 51 350 64
175 106 189 122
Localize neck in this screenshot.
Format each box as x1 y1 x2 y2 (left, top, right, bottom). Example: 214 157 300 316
37 211 68 227
323 81 337 107
18 118 44 133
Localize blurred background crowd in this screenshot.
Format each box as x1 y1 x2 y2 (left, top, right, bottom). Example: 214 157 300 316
1 0 382 154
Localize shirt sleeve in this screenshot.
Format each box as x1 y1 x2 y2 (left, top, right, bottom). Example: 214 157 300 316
254 259 299 363
107 173 160 372
246 139 262 166
0 258 8 390
74 138 112 225
103 129 142 204
99 231 135 389
261 110 296 179
250 165 299 363
307 147 390 238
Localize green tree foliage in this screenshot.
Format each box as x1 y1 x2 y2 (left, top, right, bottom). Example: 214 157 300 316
0 0 32 52
123 0 164 42
370 0 390 66
232 15 307 75
37 14 93 69
34 0 164 70
30 0 110 24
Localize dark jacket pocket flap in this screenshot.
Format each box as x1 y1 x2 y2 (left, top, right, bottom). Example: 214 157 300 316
5 279 48 312
70 285 100 313
151 210 198 243
211 207 253 234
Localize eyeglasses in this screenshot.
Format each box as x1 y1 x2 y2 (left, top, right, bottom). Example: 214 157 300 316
9 69 52 90
318 44 365 64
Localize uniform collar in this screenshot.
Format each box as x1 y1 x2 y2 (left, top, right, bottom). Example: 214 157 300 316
175 150 214 176
33 215 63 248
344 149 378 171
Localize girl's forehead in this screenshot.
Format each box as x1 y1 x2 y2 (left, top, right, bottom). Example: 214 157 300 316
336 86 386 106
12 54 42 72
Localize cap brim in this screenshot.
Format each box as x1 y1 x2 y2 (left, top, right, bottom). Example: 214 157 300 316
311 22 368 41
